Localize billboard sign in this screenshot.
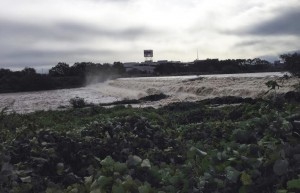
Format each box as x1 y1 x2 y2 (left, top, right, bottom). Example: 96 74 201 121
144 50 153 57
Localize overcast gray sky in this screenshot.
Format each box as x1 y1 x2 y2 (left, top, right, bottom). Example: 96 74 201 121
0 0 299 69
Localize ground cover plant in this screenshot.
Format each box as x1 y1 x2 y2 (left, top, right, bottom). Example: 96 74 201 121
0 96 300 193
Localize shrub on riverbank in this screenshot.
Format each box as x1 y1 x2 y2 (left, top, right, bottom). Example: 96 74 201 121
69 97 86 108
0 99 300 192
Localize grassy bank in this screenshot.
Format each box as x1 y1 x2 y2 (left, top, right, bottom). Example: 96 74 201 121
1 97 300 193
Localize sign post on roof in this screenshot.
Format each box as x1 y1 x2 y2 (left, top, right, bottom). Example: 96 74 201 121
144 50 153 62
144 50 153 57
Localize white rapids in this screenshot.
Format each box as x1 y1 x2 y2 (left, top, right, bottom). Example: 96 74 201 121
0 72 297 113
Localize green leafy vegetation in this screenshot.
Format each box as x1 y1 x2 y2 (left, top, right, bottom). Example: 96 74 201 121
0 95 300 193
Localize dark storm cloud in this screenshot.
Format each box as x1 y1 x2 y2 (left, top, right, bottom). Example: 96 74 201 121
234 40 265 47
0 19 158 67
0 48 116 68
234 38 296 49
2 49 113 59
57 22 153 40
238 8 300 36
0 19 155 43
0 20 79 42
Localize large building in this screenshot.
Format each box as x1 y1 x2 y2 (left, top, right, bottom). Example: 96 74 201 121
123 62 157 73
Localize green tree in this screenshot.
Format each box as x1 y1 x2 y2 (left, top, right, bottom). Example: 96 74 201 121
112 62 126 74
49 62 70 77
280 52 300 77
21 67 36 76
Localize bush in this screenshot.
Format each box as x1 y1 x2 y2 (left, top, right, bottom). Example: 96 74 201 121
69 97 86 108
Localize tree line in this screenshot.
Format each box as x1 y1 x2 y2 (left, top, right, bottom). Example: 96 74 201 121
0 62 126 93
154 58 275 75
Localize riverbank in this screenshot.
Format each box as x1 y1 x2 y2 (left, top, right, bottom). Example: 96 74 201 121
1 97 300 192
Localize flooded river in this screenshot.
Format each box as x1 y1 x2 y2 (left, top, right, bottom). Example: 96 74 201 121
0 72 297 113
